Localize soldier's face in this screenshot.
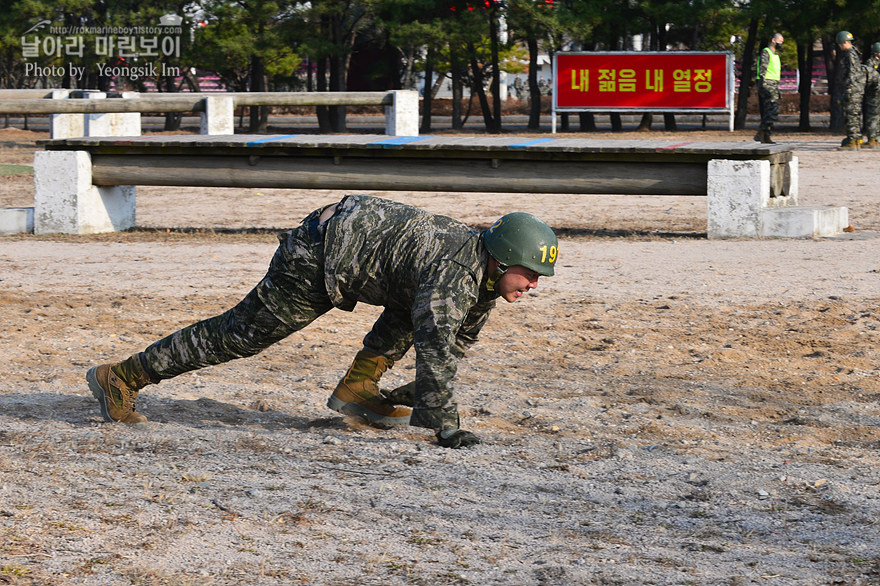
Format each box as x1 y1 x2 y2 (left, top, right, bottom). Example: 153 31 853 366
497 265 541 303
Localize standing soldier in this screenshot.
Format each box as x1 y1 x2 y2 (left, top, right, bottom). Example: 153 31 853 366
85 195 558 449
755 33 784 144
513 74 524 100
835 30 867 150
862 42 880 149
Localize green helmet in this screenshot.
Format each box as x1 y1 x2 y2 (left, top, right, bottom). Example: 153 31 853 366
837 30 853 44
483 212 558 276
873 41 880 53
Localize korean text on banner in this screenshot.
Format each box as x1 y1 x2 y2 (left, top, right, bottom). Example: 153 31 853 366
555 52 729 110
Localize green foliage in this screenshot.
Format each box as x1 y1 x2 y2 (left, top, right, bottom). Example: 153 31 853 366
4 0 880 132
192 0 301 91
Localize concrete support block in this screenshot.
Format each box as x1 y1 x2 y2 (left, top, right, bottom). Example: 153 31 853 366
200 95 235 135
761 205 849 238
33 150 136 234
786 156 798 201
49 90 142 139
0 207 34 234
84 92 142 137
49 90 82 139
709 156 845 238
385 90 419 136
707 159 770 239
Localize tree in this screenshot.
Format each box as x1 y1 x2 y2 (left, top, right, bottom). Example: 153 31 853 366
292 0 377 132
193 0 300 132
507 0 584 130
374 0 448 131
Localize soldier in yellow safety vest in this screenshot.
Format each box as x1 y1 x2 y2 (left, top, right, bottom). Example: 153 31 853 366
755 33 784 144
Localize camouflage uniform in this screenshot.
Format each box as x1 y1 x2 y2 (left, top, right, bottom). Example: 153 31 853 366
757 46 781 136
864 53 880 142
836 45 867 143
138 195 498 430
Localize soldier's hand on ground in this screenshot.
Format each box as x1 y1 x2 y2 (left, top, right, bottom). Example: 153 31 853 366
436 429 482 449
379 381 415 407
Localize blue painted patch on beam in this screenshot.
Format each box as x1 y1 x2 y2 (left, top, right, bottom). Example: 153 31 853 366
246 134 299 146
369 136 432 146
509 138 558 148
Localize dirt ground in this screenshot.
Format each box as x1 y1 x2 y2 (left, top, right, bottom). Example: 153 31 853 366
1 123 879 585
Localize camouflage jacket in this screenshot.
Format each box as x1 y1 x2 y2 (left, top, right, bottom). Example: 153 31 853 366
866 54 880 87
323 195 498 430
836 47 866 92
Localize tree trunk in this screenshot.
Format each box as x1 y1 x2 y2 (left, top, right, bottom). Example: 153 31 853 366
248 56 268 133
489 8 501 133
527 37 541 130
826 38 843 131
578 112 596 131
470 46 496 132
451 45 464 130
735 18 759 130
421 48 434 133
316 54 331 133
329 18 347 133
163 74 182 131
797 41 814 131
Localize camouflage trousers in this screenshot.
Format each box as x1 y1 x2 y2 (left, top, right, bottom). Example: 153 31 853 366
758 80 780 131
139 207 332 381
864 77 880 140
843 85 866 142
139 205 415 383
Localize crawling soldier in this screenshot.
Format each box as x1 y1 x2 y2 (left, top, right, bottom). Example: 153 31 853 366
86 195 558 449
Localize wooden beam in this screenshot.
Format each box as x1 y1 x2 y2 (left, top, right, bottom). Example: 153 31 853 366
0 97 207 114
0 89 56 99
0 91 397 115
90 154 708 195
228 92 394 106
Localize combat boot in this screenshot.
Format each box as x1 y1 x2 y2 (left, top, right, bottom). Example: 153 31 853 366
760 131 776 144
327 350 411 426
864 138 879 149
86 354 153 428
753 129 765 142
838 138 861 150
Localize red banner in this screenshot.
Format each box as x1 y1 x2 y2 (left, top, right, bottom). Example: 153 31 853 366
554 52 730 110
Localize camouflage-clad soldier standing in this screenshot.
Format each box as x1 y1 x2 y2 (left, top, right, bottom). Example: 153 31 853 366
755 33 784 144
862 42 880 148
86 195 559 449
835 31 868 150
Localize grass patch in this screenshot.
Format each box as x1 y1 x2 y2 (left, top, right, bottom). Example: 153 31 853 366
0 163 33 176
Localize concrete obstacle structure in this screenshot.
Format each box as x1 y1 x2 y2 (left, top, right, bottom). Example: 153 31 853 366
200 95 234 135
49 89 141 139
0 90 421 234
0 207 33 234
1 89 141 235
0 89 421 138
27 135 849 239
33 150 136 234
707 158 847 238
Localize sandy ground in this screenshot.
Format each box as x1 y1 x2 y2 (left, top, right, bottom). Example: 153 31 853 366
1 125 880 585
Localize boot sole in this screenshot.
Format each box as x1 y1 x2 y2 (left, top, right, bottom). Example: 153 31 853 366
326 395 411 426
86 367 148 429
87 367 114 423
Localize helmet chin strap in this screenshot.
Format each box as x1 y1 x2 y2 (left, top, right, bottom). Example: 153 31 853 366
486 261 508 292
